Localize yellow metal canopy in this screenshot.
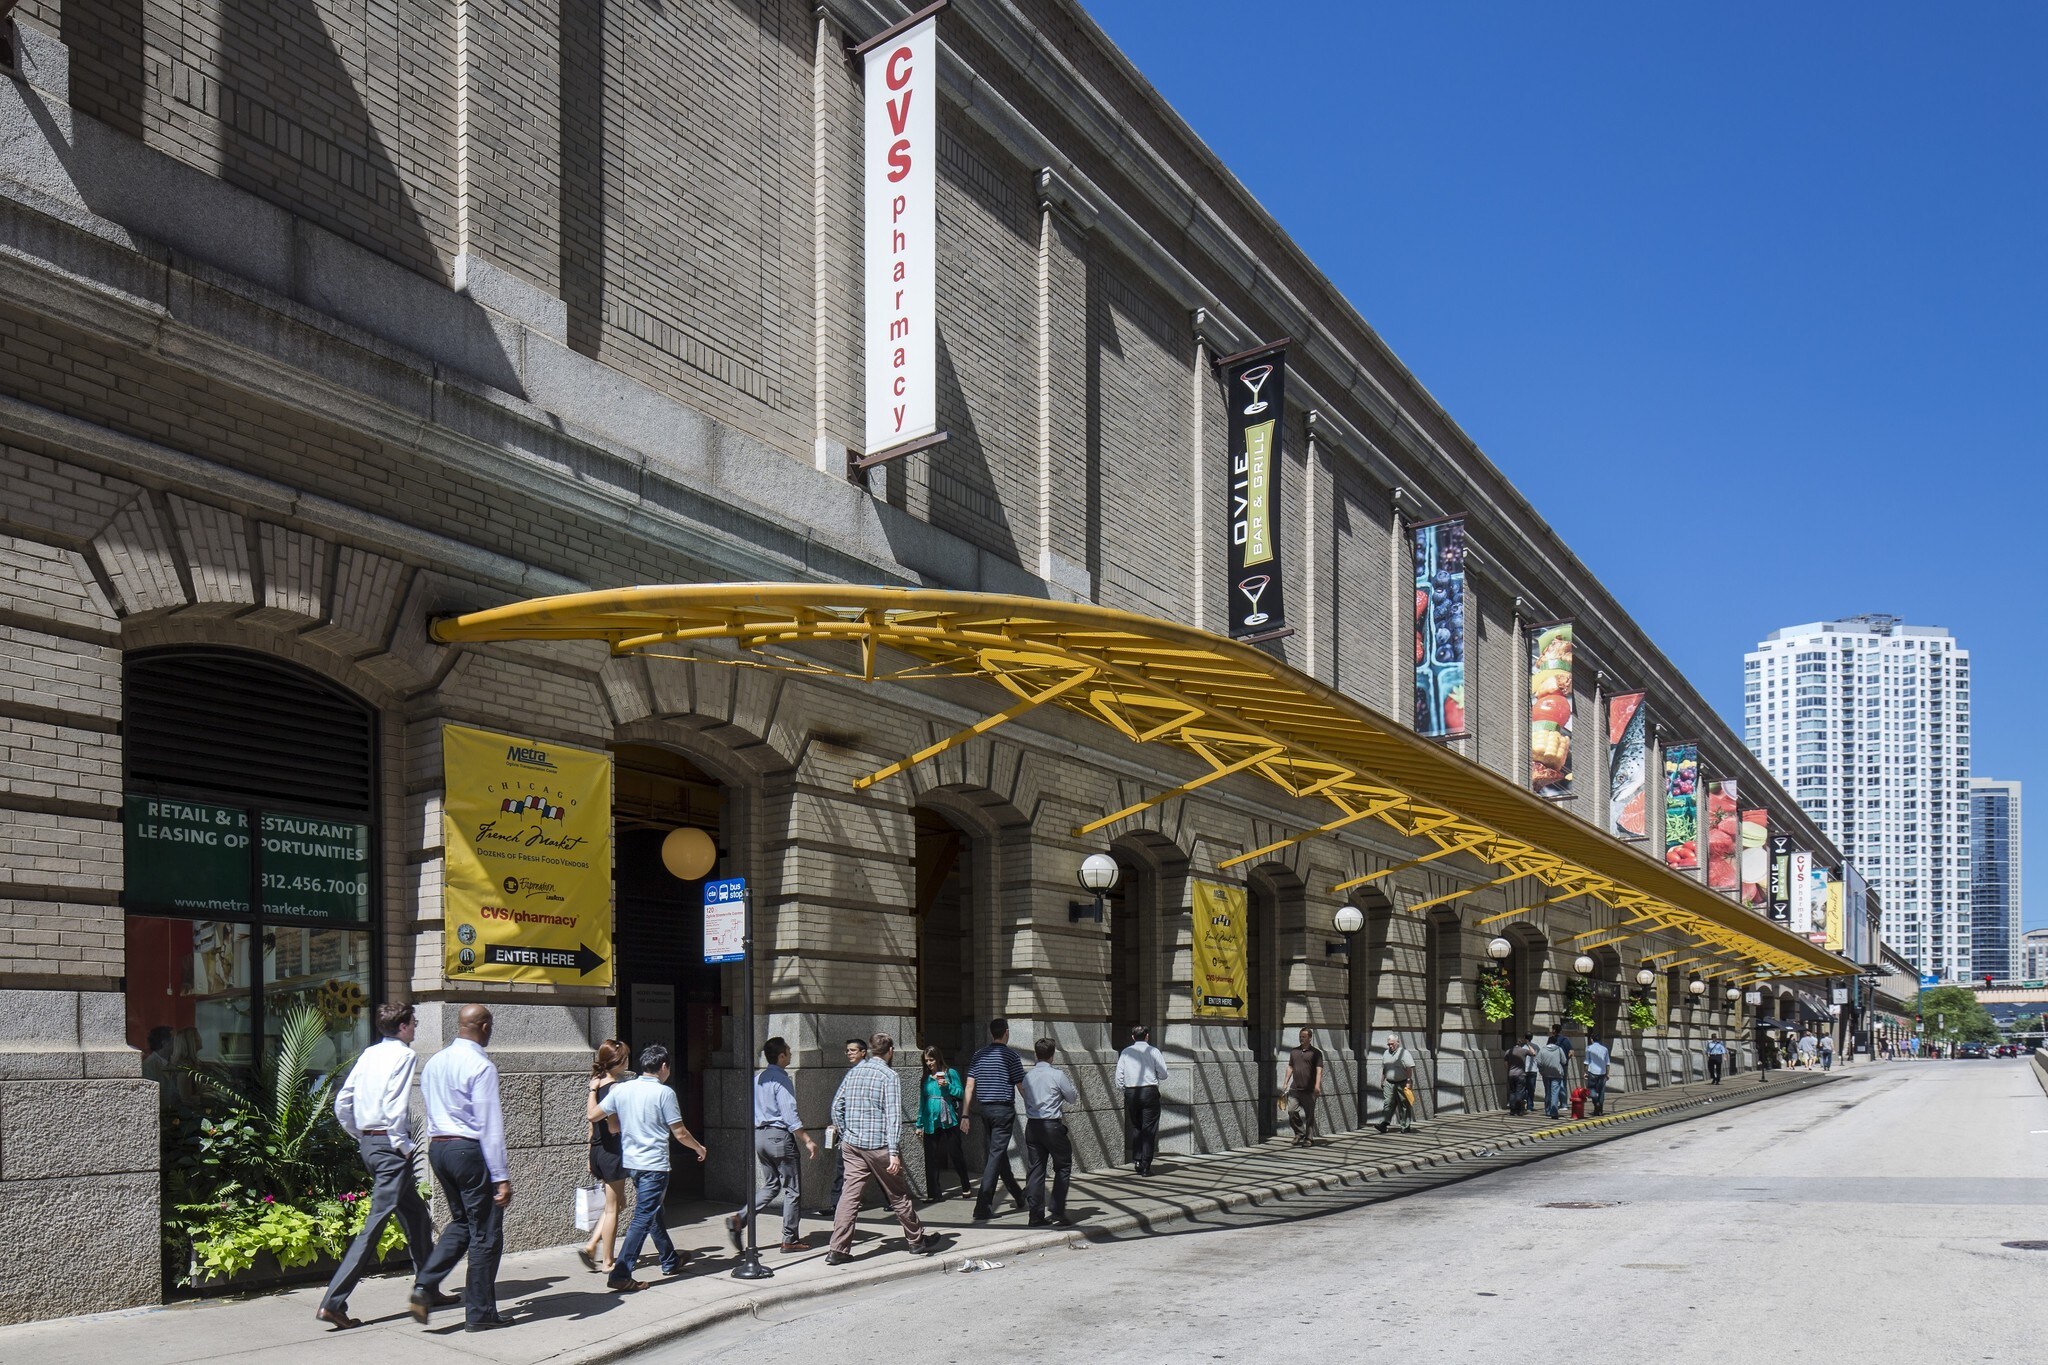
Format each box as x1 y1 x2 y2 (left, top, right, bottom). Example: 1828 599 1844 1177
430 583 1848 979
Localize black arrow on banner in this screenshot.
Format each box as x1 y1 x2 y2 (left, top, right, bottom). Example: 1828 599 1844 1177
485 943 608 976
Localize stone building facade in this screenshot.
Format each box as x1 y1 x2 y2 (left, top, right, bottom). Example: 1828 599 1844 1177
0 0 1845 1323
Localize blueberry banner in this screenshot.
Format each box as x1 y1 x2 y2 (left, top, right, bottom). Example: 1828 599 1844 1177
1605 693 1649 840
1412 517 1467 737
1663 741 1700 871
1223 349 1287 638
1528 621 1573 797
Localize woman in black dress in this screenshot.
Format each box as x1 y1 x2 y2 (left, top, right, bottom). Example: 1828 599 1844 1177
578 1039 630 1273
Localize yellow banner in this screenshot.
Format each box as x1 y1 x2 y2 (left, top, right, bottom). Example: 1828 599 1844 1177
1824 880 1845 953
442 723 613 986
1191 878 1248 1019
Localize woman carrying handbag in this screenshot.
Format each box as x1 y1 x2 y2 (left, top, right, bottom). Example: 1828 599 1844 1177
577 1039 630 1274
916 1045 975 1202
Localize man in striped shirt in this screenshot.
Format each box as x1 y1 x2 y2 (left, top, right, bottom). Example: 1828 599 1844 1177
825 1033 937 1264
962 1018 1028 1220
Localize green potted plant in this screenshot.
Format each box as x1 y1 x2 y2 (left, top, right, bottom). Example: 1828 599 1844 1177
1625 995 1658 1032
1565 978 1596 1031
1479 962 1514 1025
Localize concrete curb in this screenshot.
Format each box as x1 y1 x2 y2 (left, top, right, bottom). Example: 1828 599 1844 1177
558 1073 1838 1364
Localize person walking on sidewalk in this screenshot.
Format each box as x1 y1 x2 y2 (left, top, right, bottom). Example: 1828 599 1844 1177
411 1005 511 1331
595 1044 708 1293
1114 1024 1169 1175
1583 1035 1610 1117
1283 1028 1324 1146
578 1039 630 1275
1504 1033 1535 1116
1536 1027 1570 1120
1706 1035 1727 1084
1019 1037 1078 1226
963 1019 1028 1219
826 1033 937 1265
317 1002 439 1330
914 1045 972 1202
1819 1035 1834 1071
727 1036 817 1256
1376 1033 1418 1133
821 1038 872 1216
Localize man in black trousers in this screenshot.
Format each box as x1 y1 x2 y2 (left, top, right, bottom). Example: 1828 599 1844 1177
411 1004 513 1331
1114 1024 1169 1174
962 1018 1028 1220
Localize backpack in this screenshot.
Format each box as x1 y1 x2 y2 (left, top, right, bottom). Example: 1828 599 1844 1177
1536 1043 1566 1078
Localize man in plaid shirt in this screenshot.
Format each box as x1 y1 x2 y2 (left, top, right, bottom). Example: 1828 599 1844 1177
825 1032 938 1264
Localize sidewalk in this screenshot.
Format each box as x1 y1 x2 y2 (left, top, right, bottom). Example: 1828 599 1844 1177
0 1068 1844 1365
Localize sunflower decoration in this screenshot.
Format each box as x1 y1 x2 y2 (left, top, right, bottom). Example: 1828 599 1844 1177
314 978 367 1025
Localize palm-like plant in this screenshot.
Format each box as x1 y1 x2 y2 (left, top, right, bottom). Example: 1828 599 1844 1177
186 1005 360 1205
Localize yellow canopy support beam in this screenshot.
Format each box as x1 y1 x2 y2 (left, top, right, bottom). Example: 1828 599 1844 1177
852 659 1097 790
1330 835 1491 894
1221 795 1410 871
1404 867 1531 915
1074 741 1286 836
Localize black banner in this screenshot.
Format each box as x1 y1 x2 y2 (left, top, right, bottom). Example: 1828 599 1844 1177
1767 834 1792 924
1223 349 1287 637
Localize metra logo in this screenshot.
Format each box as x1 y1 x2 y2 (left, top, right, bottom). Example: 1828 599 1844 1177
506 745 557 772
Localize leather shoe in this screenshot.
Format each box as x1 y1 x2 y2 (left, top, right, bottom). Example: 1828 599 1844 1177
725 1214 743 1253
824 1250 853 1266
314 1306 360 1331
407 1287 434 1325
465 1312 515 1332
777 1240 808 1253
428 1291 463 1308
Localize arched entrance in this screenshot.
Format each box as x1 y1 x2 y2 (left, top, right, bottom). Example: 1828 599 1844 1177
1591 947 1623 1049
1107 832 1185 1047
1349 888 1395 1127
611 743 726 1200
1505 923 1548 1047
1247 866 1297 1140
913 804 975 1062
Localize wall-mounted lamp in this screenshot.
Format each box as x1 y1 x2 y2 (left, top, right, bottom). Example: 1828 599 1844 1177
1572 954 1595 976
1069 852 1119 923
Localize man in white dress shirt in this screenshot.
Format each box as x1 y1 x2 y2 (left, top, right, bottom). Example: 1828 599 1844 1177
411 1004 513 1331
1114 1024 1169 1176
316 1002 444 1329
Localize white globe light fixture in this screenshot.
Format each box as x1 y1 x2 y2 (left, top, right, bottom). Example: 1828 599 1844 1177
1572 954 1595 976
1071 853 1120 923
1636 967 1656 988
1485 936 1513 960
1688 977 1707 997
1333 904 1365 935
1725 985 1742 1002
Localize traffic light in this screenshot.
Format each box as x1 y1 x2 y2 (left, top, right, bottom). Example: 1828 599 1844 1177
1985 974 1995 989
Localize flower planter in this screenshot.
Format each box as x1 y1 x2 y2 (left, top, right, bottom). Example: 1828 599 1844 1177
183 1244 409 1297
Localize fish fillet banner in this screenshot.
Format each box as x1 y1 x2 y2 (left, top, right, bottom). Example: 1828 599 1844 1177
1706 778 1740 892
1606 693 1648 840
1222 348 1288 637
1663 742 1701 872
443 724 613 986
1190 879 1249 1019
1528 621 1573 797
863 14 937 454
1412 517 1467 737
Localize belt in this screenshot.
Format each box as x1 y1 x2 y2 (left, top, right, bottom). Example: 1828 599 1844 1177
756 1123 790 1131
360 1129 389 1136
430 1135 477 1143
1027 1115 1066 1125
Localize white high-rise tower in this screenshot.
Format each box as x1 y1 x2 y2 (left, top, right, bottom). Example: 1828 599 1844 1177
1744 615 1972 979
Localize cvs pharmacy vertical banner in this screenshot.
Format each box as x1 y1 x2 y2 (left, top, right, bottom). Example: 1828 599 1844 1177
1222 348 1288 637
863 13 938 454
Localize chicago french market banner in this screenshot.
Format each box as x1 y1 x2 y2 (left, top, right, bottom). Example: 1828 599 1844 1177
1705 777 1740 893
1663 741 1701 872
1190 879 1249 1019
442 724 614 986
862 13 937 454
1528 621 1573 797
1412 517 1467 736
1605 692 1649 840
1223 348 1287 637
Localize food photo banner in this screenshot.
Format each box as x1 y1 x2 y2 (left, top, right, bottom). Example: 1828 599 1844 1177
1412 516 1467 737
1739 807 1770 909
1223 348 1288 638
1605 692 1649 840
1663 741 1701 872
1528 621 1574 798
1706 777 1740 892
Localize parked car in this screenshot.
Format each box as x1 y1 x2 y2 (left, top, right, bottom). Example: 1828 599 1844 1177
1958 1041 1988 1059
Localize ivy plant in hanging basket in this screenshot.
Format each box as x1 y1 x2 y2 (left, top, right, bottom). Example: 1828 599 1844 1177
1565 978 1596 1030
1479 962 1515 1024
1625 995 1658 1031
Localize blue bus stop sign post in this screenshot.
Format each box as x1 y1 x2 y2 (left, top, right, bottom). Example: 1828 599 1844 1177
702 877 770 1279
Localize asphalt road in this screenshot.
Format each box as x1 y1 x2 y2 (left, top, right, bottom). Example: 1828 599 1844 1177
649 1060 2048 1364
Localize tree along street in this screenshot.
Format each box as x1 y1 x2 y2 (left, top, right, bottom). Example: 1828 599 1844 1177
660 1061 2048 1364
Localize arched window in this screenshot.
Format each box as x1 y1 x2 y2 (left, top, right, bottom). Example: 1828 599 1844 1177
122 649 379 1081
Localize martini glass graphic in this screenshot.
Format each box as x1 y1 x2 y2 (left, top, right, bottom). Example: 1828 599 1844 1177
1239 573 1273 627
1238 363 1273 415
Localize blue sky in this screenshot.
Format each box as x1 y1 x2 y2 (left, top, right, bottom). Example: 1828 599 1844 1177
1086 1 2047 935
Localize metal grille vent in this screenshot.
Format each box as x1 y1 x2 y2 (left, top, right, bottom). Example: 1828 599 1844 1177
125 649 374 813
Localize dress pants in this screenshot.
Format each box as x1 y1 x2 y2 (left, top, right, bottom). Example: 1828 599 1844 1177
920 1125 972 1199
1586 1072 1608 1116
741 1127 802 1245
828 1144 925 1254
1023 1117 1073 1220
972 1102 1025 1216
609 1168 681 1285
417 1138 502 1326
1284 1090 1317 1143
1708 1054 1724 1083
321 1134 433 1313
1124 1085 1161 1172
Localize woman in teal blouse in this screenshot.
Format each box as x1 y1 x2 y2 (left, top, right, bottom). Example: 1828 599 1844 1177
916 1045 974 1202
